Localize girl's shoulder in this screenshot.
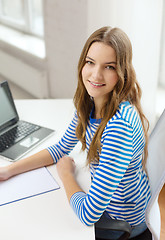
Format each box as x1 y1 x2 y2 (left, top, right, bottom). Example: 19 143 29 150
107 101 140 128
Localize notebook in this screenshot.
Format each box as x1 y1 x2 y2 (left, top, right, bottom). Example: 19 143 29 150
0 167 60 206
0 81 55 161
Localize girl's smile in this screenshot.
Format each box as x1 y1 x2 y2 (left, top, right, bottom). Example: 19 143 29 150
88 80 105 88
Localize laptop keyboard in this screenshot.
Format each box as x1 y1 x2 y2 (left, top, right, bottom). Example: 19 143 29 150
0 121 40 153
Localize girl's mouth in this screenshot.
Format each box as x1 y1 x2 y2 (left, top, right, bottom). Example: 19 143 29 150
88 80 105 87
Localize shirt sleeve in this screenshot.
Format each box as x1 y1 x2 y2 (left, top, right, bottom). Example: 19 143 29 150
47 111 79 163
70 119 133 226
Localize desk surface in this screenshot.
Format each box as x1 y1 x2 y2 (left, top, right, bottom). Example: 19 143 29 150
0 99 94 240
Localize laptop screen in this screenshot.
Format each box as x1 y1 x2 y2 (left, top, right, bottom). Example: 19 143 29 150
0 81 18 131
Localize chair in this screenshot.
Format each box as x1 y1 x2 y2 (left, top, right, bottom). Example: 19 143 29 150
95 110 165 240
145 109 165 240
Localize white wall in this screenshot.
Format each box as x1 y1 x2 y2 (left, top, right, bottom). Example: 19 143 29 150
44 0 88 99
159 0 165 88
87 0 163 129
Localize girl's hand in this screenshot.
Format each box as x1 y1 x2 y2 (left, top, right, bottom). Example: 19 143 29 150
56 156 75 181
0 166 10 181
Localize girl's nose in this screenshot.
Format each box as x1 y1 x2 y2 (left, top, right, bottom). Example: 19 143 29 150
92 66 103 81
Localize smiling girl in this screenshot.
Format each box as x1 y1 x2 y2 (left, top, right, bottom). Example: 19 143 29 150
0 27 151 239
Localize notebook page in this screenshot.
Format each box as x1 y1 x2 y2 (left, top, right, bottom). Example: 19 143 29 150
0 167 59 206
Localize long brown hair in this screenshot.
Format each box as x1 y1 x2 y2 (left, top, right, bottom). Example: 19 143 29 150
73 26 149 167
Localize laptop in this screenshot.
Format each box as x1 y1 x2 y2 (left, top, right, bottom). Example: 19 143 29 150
0 81 55 161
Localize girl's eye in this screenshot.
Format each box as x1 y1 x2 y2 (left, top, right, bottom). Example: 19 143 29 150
106 65 116 70
85 60 94 65
86 60 94 65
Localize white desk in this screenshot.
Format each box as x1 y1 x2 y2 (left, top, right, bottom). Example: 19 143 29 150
0 99 94 240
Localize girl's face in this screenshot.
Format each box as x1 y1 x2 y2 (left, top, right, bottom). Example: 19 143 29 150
82 42 118 106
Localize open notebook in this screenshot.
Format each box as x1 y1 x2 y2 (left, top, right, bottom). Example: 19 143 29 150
0 167 59 206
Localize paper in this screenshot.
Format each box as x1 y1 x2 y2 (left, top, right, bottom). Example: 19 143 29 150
0 167 60 206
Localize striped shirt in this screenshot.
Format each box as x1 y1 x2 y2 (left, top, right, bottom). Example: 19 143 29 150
47 101 151 226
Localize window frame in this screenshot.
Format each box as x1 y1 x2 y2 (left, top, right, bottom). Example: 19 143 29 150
0 0 43 38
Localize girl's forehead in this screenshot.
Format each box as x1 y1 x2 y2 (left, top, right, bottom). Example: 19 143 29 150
86 42 116 61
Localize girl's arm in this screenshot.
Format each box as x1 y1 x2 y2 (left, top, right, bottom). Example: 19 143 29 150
0 149 53 181
56 156 84 200
62 119 134 226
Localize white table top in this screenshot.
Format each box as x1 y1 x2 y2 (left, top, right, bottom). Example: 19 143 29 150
0 99 94 240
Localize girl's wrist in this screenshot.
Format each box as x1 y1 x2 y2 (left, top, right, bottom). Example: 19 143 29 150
7 163 17 179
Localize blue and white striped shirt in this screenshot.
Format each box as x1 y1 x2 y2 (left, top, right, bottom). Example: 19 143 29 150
47 101 151 226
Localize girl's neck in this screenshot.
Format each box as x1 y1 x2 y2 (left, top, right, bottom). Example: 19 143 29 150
93 98 105 119
93 103 102 119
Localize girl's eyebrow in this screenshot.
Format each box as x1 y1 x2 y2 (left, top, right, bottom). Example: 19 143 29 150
86 56 116 65
105 61 117 65
86 56 95 62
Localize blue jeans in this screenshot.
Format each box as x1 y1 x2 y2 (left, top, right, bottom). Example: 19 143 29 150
95 211 147 239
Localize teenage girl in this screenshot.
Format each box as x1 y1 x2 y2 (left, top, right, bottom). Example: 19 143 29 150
0 26 151 239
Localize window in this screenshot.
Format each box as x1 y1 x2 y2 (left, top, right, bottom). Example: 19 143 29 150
0 0 44 37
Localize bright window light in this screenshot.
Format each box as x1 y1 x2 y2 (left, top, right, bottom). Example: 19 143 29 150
30 0 44 36
0 0 44 37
